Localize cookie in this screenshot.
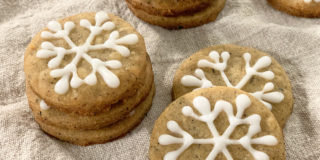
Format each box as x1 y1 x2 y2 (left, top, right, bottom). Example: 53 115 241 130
267 0 320 18
34 84 155 146
149 87 286 160
126 0 226 29
24 12 149 115
24 11 156 145
26 58 153 130
172 44 293 128
125 0 211 16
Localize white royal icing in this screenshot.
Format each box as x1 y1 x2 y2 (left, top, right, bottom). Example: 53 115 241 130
181 51 284 110
304 0 320 3
159 94 278 160
36 11 139 94
40 100 50 110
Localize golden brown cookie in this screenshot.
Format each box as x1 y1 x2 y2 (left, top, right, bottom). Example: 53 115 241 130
24 12 149 115
26 59 153 130
33 84 155 146
126 0 226 29
149 87 286 160
172 44 293 128
267 0 320 18
126 0 211 16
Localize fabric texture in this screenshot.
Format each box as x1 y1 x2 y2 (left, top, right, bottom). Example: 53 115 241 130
0 0 319 159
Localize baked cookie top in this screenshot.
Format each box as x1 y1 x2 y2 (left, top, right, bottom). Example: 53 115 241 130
24 12 148 114
150 87 285 160
126 0 211 16
172 44 293 128
267 0 320 17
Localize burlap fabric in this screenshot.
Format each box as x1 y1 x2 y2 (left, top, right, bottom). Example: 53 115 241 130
0 0 319 159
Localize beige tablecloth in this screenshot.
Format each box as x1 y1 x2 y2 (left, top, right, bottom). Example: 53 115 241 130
0 0 319 159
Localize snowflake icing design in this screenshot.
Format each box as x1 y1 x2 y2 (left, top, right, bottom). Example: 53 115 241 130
159 94 278 160
36 11 139 94
181 51 284 110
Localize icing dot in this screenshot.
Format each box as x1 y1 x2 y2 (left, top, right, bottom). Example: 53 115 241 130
47 21 62 32
39 100 50 110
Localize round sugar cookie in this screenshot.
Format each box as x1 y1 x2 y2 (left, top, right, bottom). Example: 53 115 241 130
267 0 320 17
150 87 286 160
27 58 153 130
24 12 149 115
125 0 212 16
172 44 293 128
33 84 155 146
126 0 226 29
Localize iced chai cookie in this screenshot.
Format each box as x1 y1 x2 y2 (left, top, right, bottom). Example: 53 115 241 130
172 44 293 128
24 12 155 145
125 0 226 29
267 0 320 18
150 87 286 160
24 12 150 115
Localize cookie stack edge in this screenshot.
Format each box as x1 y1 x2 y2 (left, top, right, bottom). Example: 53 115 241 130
24 12 155 146
125 0 226 29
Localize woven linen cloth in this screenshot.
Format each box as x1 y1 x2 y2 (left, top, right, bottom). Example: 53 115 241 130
0 0 319 159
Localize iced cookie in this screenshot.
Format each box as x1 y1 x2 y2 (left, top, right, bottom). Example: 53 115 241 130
24 12 149 115
24 11 155 145
149 87 285 160
26 59 153 130
126 0 226 29
35 85 155 146
267 0 320 17
172 44 293 128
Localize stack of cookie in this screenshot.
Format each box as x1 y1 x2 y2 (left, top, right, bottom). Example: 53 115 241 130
150 44 293 159
125 0 226 29
24 12 155 146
